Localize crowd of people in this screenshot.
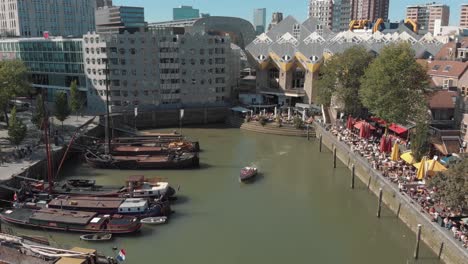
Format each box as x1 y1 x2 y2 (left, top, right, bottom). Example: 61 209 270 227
246 110 314 126
328 124 468 249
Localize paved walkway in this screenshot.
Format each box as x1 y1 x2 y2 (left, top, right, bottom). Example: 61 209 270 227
0 110 96 181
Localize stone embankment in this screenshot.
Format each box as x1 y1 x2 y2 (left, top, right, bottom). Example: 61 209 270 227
0 117 101 200
314 123 468 264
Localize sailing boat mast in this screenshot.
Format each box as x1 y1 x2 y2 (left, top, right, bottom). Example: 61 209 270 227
104 59 111 154
42 96 53 194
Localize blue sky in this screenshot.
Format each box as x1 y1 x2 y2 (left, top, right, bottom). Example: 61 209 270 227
114 0 465 26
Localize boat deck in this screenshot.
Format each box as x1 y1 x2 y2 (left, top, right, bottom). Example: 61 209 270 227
48 196 125 209
113 146 164 152
30 209 98 225
2 208 35 221
114 155 170 162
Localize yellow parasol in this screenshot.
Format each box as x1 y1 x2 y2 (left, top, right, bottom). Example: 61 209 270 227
400 151 416 164
425 159 447 176
416 156 427 180
390 142 399 161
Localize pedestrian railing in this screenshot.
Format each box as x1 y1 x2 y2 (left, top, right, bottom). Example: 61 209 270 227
314 123 468 259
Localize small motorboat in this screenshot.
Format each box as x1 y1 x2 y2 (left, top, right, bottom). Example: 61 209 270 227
240 167 258 182
140 216 168 225
80 233 112 241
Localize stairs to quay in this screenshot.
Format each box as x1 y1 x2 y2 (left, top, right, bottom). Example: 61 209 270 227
226 116 315 137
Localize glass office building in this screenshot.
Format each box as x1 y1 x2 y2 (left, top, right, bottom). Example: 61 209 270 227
0 38 86 101
173 6 200 20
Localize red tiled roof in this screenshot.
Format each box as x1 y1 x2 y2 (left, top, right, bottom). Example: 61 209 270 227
435 37 468 60
418 59 468 79
427 90 458 109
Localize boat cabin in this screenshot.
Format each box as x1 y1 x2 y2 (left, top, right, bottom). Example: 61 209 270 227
132 182 169 198
118 198 149 214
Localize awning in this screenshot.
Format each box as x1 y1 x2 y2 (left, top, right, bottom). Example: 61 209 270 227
432 139 461 156
295 103 313 109
400 151 417 164
369 117 387 126
230 106 250 113
354 121 375 130
389 123 408 134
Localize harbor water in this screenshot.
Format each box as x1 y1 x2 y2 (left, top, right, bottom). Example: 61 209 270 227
3 128 440 263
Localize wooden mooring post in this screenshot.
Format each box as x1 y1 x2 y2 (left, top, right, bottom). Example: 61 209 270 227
319 134 322 152
438 242 444 259
333 147 337 168
414 224 422 259
306 125 310 141
351 164 355 189
377 188 383 218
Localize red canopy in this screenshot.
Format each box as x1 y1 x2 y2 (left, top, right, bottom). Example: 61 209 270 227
354 121 376 130
379 135 387 152
370 117 387 126
385 136 393 153
389 123 408 134
346 116 354 130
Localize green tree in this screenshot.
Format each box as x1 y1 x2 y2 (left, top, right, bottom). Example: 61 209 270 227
69 80 82 120
31 94 45 129
54 92 70 131
0 60 30 125
317 46 374 117
427 159 468 211
360 43 428 126
8 106 27 146
411 104 430 161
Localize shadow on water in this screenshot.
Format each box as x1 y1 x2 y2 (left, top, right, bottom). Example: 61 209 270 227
198 163 213 170
170 195 190 205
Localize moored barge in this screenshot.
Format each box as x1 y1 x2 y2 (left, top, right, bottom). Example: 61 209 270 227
46 196 171 217
0 208 141 234
85 152 199 170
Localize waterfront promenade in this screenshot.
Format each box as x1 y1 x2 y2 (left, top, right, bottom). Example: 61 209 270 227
314 122 468 264
0 113 97 181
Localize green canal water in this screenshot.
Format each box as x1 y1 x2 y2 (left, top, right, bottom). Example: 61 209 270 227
5 128 440 263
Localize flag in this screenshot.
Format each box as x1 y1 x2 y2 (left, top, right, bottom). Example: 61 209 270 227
134 107 138 117
180 109 184 119
116 249 126 262
13 192 17 201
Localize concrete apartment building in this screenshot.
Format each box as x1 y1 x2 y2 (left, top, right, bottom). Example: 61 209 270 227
0 37 86 101
308 0 334 30
461 4 468 28
83 29 236 113
332 0 353 32
95 5 146 34
253 8 267 35
309 0 389 32
173 6 199 20
96 0 113 8
268 12 284 31
352 0 389 22
0 0 95 37
406 3 450 34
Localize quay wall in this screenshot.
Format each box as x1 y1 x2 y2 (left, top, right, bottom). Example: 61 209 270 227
109 107 228 129
0 125 103 201
314 123 468 264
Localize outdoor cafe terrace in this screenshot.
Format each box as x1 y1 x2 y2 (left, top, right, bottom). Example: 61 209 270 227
328 118 468 250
